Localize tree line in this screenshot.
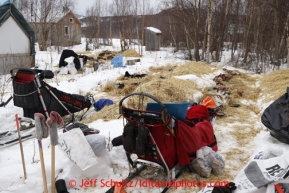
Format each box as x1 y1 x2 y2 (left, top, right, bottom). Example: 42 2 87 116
16 0 289 72
159 0 289 72
76 0 289 72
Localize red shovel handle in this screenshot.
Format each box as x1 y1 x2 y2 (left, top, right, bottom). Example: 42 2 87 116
15 114 20 131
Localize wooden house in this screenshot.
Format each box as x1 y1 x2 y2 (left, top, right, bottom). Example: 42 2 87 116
51 10 82 47
30 9 82 49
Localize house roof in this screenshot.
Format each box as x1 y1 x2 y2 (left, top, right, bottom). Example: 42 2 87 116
53 10 82 25
146 27 161 34
23 8 81 26
0 3 35 55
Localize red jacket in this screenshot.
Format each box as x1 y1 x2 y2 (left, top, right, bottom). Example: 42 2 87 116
176 119 217 166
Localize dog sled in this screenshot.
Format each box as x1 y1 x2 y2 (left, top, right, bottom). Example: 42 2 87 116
109 92 218 193
10 68 92 122
1 68 95 146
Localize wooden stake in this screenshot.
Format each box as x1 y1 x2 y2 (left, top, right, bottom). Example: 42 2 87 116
15 114 27 180
38 140 48 193
51 146 55 193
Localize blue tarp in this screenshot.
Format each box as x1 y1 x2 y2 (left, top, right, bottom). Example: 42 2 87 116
111 55 124 68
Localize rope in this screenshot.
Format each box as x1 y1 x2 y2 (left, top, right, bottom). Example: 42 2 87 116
13 89 38 96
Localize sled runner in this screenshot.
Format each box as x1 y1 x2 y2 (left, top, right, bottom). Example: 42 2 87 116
10 68 92 123
63 122 100 135
0 116 35 148
0 96 12 107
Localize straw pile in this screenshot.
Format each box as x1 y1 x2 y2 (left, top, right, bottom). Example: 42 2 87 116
76 51 93 55
96 50 119 60
135 78 197 101
102 74 154 96
122 78 198 109
86 61 220 121
81 103 120 123
81 61 289 186
170 62 218 76
121 49 141 57
202 70 262 125
88 49 141 62
259 68 289 103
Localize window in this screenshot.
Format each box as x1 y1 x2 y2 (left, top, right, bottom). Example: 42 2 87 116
69 18 73 23
64 26 68 35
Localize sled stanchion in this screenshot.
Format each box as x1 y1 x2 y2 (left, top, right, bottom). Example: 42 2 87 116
34 79 49 118
161 167 187 193
15 114 27 180
44 85 73 118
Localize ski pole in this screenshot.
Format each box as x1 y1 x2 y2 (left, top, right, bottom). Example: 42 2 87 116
46 111 64 193
15 114 27 180
35 113 49 193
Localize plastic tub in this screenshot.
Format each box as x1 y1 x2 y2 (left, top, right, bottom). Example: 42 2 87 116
146 102 190 120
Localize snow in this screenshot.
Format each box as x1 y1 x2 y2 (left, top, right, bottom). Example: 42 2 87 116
146 27 161 34
0 38 288 193
174 74 216 89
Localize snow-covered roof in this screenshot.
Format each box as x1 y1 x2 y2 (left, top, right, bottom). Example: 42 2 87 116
146 27 161 34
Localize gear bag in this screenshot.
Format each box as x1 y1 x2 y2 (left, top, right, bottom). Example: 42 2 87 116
122 120 136 154
261 87 289 144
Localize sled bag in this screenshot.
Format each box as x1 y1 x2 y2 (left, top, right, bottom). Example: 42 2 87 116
176 119 217 166
261 87 289 144
13 68 39 109
13 80 91 119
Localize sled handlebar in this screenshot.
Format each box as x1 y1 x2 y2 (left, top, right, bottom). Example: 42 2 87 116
119 92 169 122
10 68 54 80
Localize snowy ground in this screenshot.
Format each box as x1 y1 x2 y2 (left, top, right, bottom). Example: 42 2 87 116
0 39 288 193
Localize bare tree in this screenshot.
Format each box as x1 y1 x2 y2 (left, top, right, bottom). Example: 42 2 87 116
229 0 242 62
133 0 141 54
140 0 152 55
109 0 132 51
83 0 101 50
20 0 75 51
214 0 233 62
206 0 213 62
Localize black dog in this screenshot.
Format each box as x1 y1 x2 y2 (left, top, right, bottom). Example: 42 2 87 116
59 49 81 70
124 71 146 78
78 55 88 65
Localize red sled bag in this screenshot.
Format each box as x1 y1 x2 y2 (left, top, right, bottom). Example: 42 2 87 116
176 119 217 166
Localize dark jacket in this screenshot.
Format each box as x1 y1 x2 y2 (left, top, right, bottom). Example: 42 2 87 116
261 87 289 144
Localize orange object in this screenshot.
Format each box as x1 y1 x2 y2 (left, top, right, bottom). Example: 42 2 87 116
275 184 285 193
202 96 217 109
114 182 127 193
